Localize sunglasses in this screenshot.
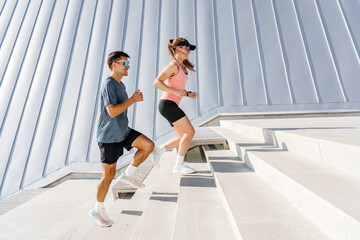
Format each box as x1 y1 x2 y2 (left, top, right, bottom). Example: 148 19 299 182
115 60 130 67
176 45 191 52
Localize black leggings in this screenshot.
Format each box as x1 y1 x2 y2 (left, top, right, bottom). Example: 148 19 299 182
158 99 186 127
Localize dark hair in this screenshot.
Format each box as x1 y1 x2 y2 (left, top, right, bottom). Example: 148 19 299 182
168 37 196 72
107 51 130 70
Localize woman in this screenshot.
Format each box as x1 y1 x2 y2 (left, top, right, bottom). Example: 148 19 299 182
152 37 197 174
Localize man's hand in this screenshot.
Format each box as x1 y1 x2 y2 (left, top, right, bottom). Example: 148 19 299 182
131 89 143 103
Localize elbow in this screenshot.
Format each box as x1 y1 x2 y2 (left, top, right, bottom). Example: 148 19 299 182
108 111 116 118
106 107 117 118
153 79 159 88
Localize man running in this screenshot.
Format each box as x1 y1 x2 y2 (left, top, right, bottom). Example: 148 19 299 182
89 51 155 227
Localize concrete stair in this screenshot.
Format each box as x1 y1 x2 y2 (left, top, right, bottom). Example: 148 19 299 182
202 147 328 240
219 116 360 176
210 116 360 240
0 116 359 239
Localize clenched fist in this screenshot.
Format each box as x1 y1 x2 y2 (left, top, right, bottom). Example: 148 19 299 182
131 89 144 103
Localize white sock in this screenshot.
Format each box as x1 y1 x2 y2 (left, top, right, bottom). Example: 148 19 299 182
125 164 137 177
95 201 104 212
157 145 166 154
175 155 185 166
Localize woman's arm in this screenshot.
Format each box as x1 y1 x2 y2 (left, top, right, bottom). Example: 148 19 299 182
153 62 187 98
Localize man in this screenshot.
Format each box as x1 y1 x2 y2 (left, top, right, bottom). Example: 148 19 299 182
89 51 155 227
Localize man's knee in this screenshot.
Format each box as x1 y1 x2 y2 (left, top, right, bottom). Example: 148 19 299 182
103 169 116 182
144 140 155 152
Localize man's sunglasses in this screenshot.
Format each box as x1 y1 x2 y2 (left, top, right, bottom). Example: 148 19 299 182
115 60 130 67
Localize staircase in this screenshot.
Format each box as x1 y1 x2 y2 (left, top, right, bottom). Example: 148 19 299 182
0 115 359 240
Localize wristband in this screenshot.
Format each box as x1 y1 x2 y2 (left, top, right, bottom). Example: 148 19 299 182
186 91 192 97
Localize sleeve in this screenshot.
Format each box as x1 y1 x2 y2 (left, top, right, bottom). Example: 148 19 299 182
102 82 118 107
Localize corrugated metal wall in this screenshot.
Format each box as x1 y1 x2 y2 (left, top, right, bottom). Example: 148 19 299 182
0 0 359 199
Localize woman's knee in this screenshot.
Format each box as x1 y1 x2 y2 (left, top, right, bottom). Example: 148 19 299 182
186 127 195 138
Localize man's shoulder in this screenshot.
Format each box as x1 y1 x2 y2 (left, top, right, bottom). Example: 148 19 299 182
101 77 116 89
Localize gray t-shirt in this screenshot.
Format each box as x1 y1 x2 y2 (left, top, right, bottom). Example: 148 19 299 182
97 77 130 143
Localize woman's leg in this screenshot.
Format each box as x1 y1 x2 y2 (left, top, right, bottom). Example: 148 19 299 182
163 136 181 150
172 116 195 156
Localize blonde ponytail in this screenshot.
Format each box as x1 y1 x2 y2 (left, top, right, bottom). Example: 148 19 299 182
167 37 196 72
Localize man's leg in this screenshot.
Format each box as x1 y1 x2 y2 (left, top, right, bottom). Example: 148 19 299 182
119 134 154 188
97 162 116 202
131 134 155 167
90 162 116 227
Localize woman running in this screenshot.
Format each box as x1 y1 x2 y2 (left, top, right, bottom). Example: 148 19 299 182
152 37 197 174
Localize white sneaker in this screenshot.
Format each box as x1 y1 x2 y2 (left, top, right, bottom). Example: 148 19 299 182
118 173 145 188
89 208 113 227
151 147 163 168
173 164 195 174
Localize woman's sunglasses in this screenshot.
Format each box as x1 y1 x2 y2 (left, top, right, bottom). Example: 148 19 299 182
115 60 130 67
175 45 190 51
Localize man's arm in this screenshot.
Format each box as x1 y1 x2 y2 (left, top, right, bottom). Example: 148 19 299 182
106 90 143 118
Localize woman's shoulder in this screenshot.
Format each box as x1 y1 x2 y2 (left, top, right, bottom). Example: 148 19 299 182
164 61 179 76
168 60 178 68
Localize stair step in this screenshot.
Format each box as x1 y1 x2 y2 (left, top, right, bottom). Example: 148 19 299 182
112 157 154 200
220 117 360 175
0 179 103 239
130 150 180 240
211 126 360 239
245 149 360 240
0 188 48 215
172 160 235 240
202 147 329 240
190 127 228 149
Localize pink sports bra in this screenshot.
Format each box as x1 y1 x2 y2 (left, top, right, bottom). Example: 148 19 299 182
160 60 188 105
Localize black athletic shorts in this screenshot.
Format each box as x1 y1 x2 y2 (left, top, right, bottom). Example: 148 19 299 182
158 99 186 127
98 128 142 165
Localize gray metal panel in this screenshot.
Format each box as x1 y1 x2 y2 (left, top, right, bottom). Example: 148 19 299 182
294 0 346 102
178 0 198 120
0 0 43 197
22 0 83 188
46 0 98 173
155 0 176 139
273 0 318 104
0 0 66 195
134 0 161 138
88 0 129 163
66 0 112 164
0 0 18 48
0 0 41 127
0 0 7 16
233 0 267 105
0 0 29 87
317 0 360 101
197 0 220 113
253 0 293 105
339 0 360 59
0 0 56 194
214 0 243 106
0 0 359 199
